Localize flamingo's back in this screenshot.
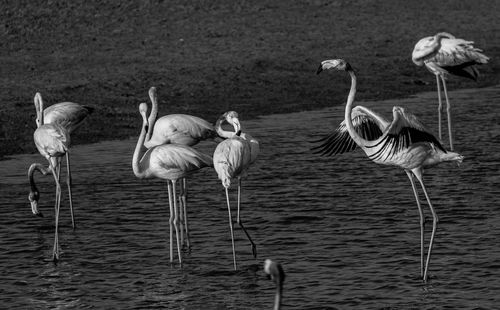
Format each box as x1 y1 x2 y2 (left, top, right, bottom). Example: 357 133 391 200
44 102 94 134
142 144 213 180
146 114 217 148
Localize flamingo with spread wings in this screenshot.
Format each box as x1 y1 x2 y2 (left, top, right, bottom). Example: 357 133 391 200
412 32 489 150
312 59 464 282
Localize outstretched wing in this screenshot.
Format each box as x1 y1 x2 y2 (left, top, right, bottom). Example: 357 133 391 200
311 106 388 156
367 106 445 161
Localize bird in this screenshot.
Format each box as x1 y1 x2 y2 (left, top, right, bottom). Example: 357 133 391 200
264 259 285 310
32 121 71 261
312 59 464 282
132 102 213 265
143 86 218 248
30 92 94 228
412 32 489 151
213 111 259 270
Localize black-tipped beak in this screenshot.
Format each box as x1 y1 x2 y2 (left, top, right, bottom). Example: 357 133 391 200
316 64 323 75
236 130 242 136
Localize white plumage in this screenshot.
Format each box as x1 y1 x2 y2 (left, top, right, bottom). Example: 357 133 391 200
313 59 463 282
412 32 489 150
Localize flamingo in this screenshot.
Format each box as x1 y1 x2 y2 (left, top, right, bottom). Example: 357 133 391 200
412 32 489 150
30 92 94 228
132 102 213 265
144 86 218 248
264 259 285 310
312 59 464 282
31 122 71 261
213 111 259 270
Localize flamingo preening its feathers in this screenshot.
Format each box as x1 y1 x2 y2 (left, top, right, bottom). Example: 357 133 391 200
412 32 489 150
213 111 259 270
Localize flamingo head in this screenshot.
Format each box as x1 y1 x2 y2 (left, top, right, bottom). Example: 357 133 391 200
148 86 157 103
264 259 285 285
34 92 43 127
223 111 242 135
317 59 352 74
139 102 149 132
28 190 43 217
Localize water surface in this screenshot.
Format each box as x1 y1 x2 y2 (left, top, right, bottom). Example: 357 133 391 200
1 86 499 309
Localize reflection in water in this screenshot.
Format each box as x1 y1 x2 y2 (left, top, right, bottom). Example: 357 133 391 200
1 86 499 309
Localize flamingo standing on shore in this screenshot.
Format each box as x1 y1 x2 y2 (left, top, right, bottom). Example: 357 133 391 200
213 111 259 270
32 121 71 261
412 32 489 150
144 86 217 248
29 92 93 228
312 59 464 282
264 259 285 310
132 102 212 264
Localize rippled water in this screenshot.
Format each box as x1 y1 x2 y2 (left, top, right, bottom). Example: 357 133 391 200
1 86 499 309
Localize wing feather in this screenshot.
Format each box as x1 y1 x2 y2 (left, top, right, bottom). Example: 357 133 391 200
311 106 386 156
367 107 445 161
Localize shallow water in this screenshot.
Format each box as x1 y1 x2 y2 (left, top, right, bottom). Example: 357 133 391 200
1 86 499 309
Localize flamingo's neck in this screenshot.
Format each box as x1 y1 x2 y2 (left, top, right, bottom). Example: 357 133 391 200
145 94 158 144
28 163 48 193
274 282 282 310
132 117 149 179
344 70 368 146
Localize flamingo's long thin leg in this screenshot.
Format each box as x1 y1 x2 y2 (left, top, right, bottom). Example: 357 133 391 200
177 181 185 248
172 180 182 265
413 169 438 283
167 182 174 263
225 187 237 270
441 75 454 151
435 74 443 140
50 161 62 262
181 178 191 249
65 152 75 229
236 177 257 258
406 170 425 278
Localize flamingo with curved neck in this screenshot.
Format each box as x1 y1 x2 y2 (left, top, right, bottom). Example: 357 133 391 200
132 102 212 264
412 32 489 150
315 58 463 282
213 111 259 269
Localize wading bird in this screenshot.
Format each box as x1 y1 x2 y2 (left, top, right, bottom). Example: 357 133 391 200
132 102 212 265
412 32 489 150
30 92 94 228
144 86 218 248
312 59 464 282
32 121 71 261
213 111 259 270
264 259 285 310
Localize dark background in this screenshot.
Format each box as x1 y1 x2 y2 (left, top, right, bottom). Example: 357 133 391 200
1 0 498 158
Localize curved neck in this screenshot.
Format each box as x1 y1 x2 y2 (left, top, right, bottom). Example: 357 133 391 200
344 70 368 146
215 117 238 138
132 117 149 179
28 163 50 192
145 93 158 143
